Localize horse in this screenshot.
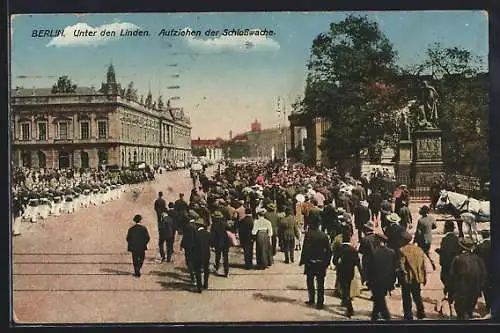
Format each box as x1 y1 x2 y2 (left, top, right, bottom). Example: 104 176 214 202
436 190 489 240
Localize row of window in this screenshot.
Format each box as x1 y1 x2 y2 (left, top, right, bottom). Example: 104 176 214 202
19 121 108 141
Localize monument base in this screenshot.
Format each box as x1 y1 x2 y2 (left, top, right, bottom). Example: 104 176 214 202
396 140 412 186
412 129 445 188
413 161 445 187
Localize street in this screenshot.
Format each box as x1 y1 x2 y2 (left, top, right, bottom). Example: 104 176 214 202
12 167 489 323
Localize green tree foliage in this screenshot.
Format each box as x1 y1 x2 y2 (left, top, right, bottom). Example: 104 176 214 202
51 76 77 93
411 43 488 180
303 15 403 173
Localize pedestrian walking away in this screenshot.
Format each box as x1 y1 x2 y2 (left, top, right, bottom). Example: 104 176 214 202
192 218 211 293
398 231 427 320
126 214 150 277
299 218 332 310
414 205 437 270
159 206 176 262
154 191 166 225
369 234 398 321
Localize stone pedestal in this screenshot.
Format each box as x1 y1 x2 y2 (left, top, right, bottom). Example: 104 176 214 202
412 129 445 187
396 140 412 186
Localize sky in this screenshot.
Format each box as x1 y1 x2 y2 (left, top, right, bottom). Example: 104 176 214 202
10 11 488 139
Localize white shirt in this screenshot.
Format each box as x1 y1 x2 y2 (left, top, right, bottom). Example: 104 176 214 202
252 217 273 237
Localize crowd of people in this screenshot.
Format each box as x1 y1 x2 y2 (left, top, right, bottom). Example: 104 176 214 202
11 166 155 236
126 160 491 321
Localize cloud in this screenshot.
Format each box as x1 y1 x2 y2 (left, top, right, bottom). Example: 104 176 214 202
47 21 139 47
181 27 280 53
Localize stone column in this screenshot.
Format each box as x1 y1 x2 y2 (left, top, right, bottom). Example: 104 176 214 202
290 124 295 151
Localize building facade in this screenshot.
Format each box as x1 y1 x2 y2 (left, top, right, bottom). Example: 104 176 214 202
11 65 191 169
191 138 225 162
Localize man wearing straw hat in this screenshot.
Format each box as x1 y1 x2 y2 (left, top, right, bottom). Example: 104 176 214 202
126 215 150 278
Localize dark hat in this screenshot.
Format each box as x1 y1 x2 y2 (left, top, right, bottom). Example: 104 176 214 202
133 214 142 223
458 237 476 251
363 221 375 231
419 205 430 214
401 231 413 243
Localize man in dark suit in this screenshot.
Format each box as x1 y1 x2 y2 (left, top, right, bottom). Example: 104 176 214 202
126 215 150 277
369 234 398 321
358 221 381 287
354 200 371 242
333 230 363 318
474 229 491 315
159 207 175 262
299 218 332 310
211 210 231 277
239 207 255 269
154 192 166 225
174 193 189 215
181 211 198 283
435 220 461 296
192 219 211 293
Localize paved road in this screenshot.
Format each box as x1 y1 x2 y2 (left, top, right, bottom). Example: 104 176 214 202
12 169 489 323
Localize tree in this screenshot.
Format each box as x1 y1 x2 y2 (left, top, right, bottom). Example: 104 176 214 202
51 76 77 93
303 15 403 175
125 81 138 101
413 43 488 180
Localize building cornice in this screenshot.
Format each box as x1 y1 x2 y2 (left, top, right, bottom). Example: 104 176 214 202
11 94 191 129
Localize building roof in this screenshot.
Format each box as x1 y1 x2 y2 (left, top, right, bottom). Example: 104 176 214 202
191 139 223 148
231 133 249 142
12 87 97 97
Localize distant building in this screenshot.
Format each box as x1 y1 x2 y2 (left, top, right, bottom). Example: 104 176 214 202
11 64 191 169
251 119 261 133
191 138 224 161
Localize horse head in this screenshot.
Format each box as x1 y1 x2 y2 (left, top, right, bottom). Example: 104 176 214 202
436 190 449 210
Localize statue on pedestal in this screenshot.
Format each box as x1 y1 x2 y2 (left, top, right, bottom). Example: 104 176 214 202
400 103 412 141
416 80 440 129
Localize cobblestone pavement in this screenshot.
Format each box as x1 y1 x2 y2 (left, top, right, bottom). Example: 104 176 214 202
12 169 490 323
